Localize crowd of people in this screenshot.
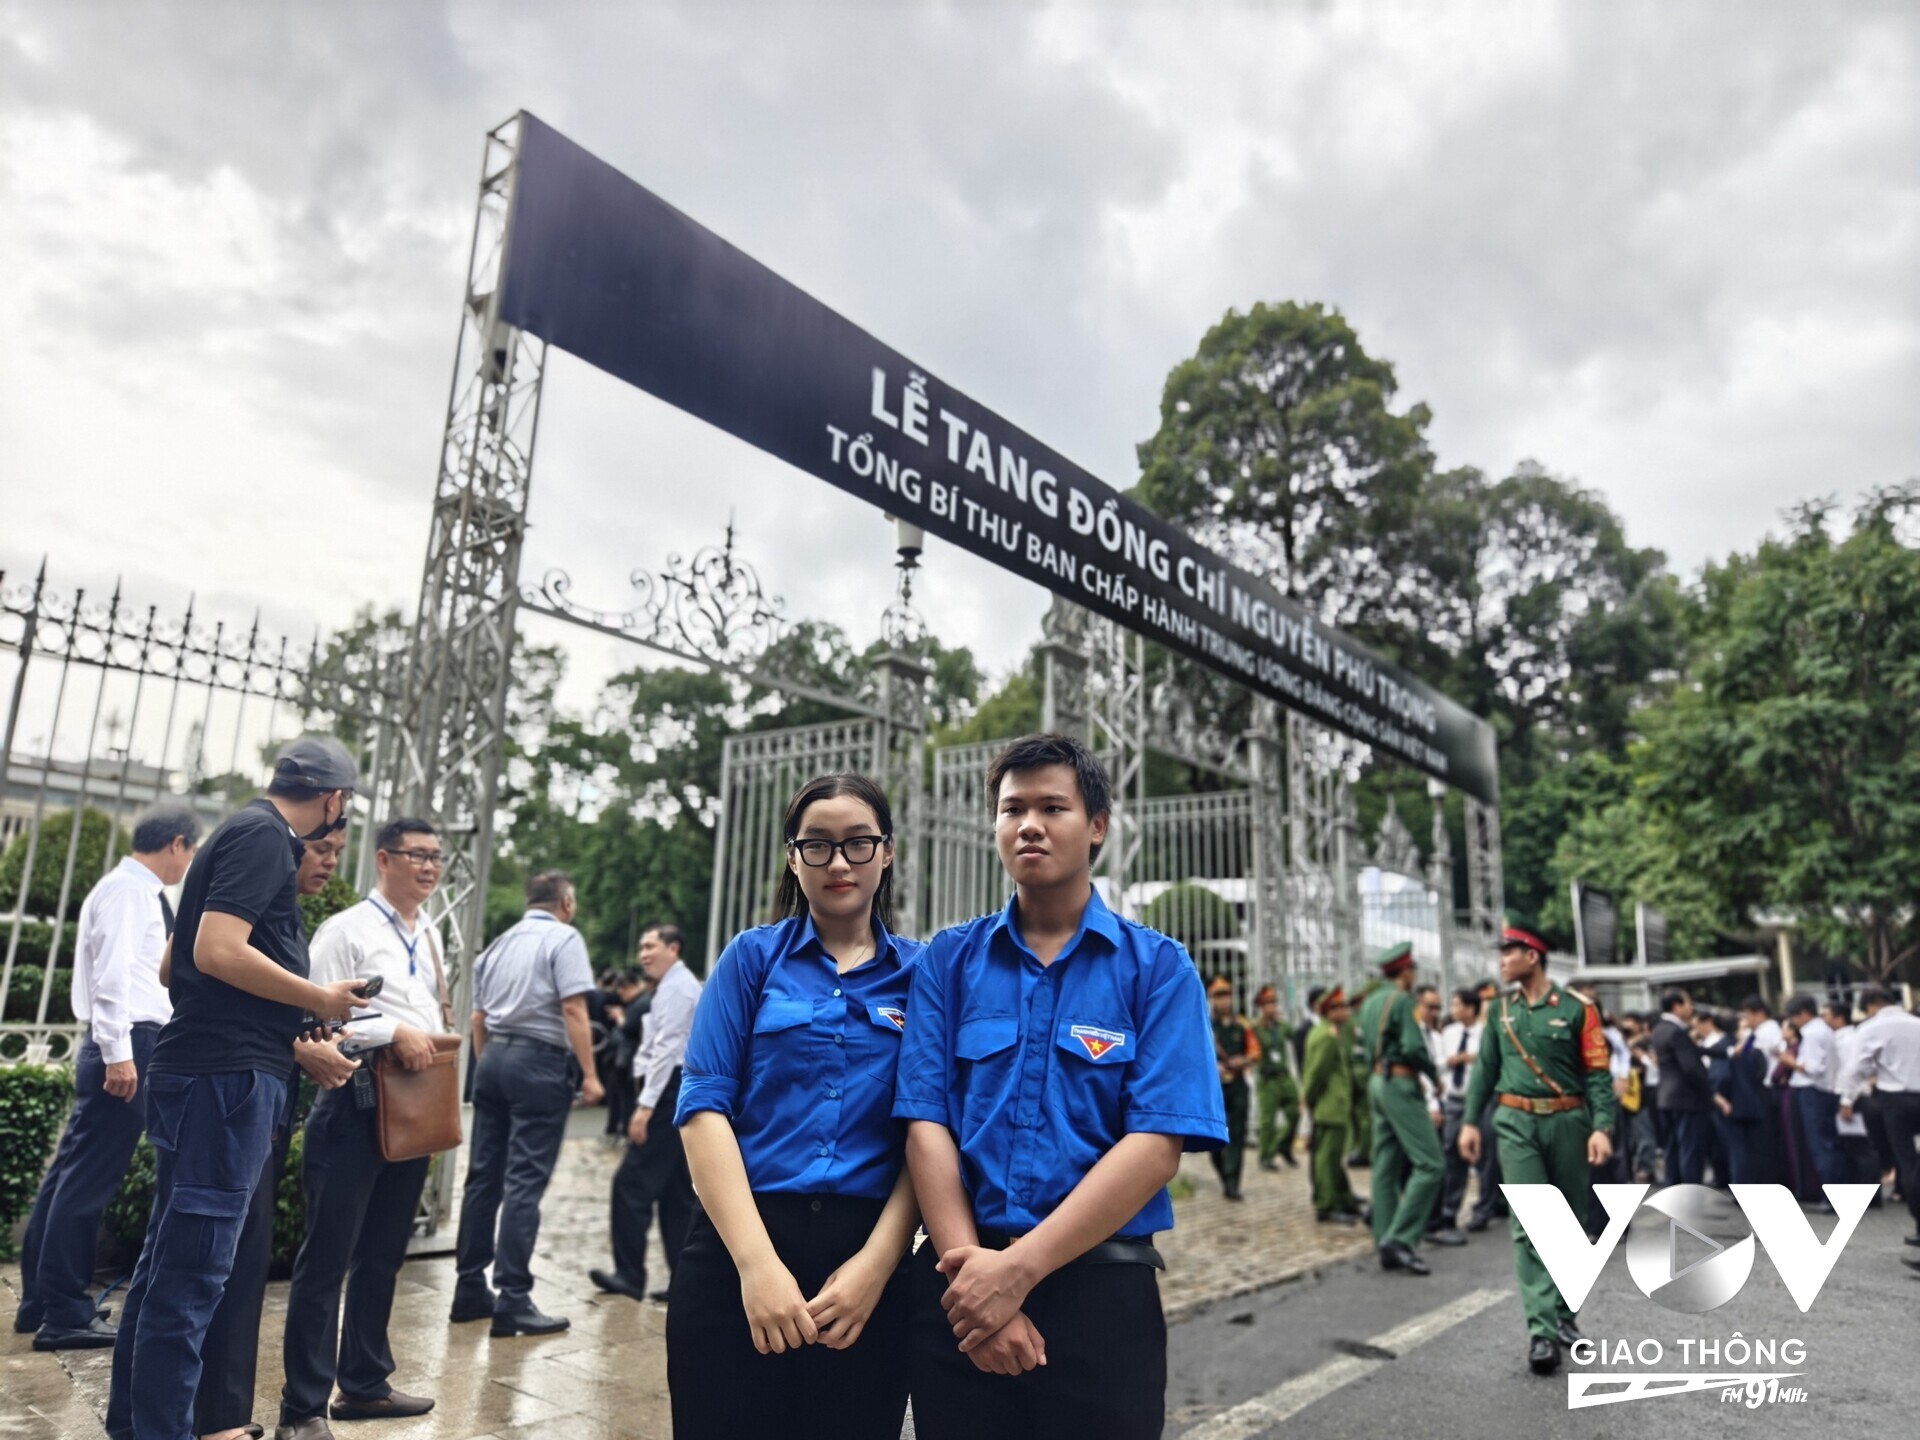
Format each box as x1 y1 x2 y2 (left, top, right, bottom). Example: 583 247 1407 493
12 726 1920 1437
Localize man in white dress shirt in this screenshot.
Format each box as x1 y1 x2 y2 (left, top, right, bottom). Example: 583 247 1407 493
591 922 702 1304
1839 985 1920 1257
14 806 198 1350
276 818 454 1438
1778 993 1841 1206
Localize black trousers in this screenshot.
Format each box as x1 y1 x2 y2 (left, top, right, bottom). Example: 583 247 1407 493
667 1192 908 1440
16 1024 160 1331
610 1069 695 1290
279 1088 431 1422
907 1238 1167 1440
1876 1090 1920 1232
1661 1107 1710 1186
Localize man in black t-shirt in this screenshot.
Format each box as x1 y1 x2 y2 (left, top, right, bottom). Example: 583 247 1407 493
105 738 368 1440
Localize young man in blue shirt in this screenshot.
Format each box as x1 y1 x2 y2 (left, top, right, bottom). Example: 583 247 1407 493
894 734 1226 1440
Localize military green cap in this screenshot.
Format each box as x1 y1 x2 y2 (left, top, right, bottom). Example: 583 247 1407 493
1373 941 1414 976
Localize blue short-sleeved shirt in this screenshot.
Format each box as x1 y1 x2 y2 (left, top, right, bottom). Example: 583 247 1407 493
893 888 1226 1239
676 914 923 1201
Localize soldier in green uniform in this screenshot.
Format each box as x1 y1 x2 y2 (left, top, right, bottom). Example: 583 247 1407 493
1301 986 1363 1224
1460 913 1616 1375
1345 978 1379 1167
1209 975 1258 1201
1357 943 1463 1274
1251 985 1300 1170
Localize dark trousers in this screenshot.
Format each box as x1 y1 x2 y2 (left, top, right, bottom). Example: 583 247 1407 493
1210 1081 1247 1193
454 1035 574 1311
1660 1107 1710 1186
907 1235 1166 1440
279 1088 431 1422
103 1068 286 1440
16 1025 160 1331
1438 1095 1500 1227
1720 1118 1766 1186
610 1068 695 1290
1876 1090 1920 1233
192 1112 293 1436
1794 1087 1841 1187
668 1193 907 1440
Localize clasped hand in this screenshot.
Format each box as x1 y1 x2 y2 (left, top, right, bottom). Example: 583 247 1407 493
740 1247 895 1357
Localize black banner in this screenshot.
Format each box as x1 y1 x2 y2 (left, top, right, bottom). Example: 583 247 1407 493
497 112 1499 802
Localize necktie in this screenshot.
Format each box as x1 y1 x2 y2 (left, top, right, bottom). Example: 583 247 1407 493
159 891 176 939
1451 1027 1469 1094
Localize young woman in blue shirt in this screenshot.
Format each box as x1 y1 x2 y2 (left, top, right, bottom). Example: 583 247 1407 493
669 773 923 1438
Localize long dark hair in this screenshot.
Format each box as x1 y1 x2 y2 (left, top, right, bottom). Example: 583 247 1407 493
770 773 896 933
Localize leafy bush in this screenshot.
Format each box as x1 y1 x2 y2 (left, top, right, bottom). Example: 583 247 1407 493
0 809 131 922
2 965 75 1024
0 1064 73 1259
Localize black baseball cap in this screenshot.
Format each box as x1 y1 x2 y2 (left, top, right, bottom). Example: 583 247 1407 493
272 736 359 791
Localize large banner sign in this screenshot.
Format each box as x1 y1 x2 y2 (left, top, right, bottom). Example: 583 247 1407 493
498 112 1499 802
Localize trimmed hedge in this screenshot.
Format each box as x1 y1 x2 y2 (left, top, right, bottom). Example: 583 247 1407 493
0 1064 73 1260
3 963 75 1024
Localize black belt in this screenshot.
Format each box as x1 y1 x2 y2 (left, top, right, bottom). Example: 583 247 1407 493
489 1032 568 1054
977 1230 1165 1270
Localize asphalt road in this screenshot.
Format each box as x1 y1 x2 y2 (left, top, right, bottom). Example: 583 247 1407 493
1165 1194 1918 1439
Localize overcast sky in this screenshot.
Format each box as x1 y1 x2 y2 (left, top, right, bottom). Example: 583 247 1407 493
3 0 1916 741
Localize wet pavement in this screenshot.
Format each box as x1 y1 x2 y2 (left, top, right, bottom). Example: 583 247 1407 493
3 1121 1375 1439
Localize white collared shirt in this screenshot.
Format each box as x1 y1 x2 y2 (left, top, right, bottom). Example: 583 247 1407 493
1438 1020 1481 1098
1791 1015 1831 1089
308 893 452 1046
635 959 702 1110
71 855 173 1063
1842 1006 1920 1101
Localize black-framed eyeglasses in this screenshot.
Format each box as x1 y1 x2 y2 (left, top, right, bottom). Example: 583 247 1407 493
382 847 445 869
786 835 890 867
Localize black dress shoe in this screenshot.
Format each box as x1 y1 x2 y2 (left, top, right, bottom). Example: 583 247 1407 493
1224 1185 1244 1202
648 1289 671 1304
12 1308 39 1335
1427 1227 1468 1247
1316 1209 1360 1226
1379 1242 1430 1276
330 1388 435 1420
1557 1319 1586 1348
589 1268 647 1302
1346 1152 1371 1169
1258 1158 1279 1173
1904 1234 1920 1247
448 1292 496 1323
1467 1214 1492 1233
1900 1256 1920 1272
490 1306 570 1337
1529 1337 1562 1374
33 1316 117 1350
1281 1152 1299 1168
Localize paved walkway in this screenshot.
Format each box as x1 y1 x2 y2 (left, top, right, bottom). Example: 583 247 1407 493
3 1131 1379 1439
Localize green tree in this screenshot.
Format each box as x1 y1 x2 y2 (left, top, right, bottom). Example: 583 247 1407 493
1635 486 1920 982
1134 301 1433 640
0 808 130 922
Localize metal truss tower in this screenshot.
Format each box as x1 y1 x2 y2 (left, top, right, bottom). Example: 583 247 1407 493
378 115 545 1232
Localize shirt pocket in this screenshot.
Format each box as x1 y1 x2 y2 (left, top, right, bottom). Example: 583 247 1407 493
750 997 816 1090
955 1014 1018 1134
1050 1017 1131 1132
855 1002 908 1084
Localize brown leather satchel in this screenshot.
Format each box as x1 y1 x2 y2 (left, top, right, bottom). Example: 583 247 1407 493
374 1033 464 1162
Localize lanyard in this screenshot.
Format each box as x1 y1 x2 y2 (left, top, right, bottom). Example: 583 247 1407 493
368 896 420 976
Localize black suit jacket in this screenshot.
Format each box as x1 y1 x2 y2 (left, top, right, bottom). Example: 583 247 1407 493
1653 1015 1714 1112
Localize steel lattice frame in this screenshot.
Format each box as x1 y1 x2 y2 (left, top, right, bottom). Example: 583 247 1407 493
375 116 547 1234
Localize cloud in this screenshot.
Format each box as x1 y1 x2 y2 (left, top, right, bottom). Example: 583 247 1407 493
3 0 1915 733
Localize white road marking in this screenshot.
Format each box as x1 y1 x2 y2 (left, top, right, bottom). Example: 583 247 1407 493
1177 1287 1513 1439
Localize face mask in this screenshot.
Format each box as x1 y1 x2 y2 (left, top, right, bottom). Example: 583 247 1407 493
298 792 349 843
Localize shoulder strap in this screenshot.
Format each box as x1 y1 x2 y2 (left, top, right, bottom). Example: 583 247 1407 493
1499 992 1568 1098
424 923 454 1033
1374 989 1399 1073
